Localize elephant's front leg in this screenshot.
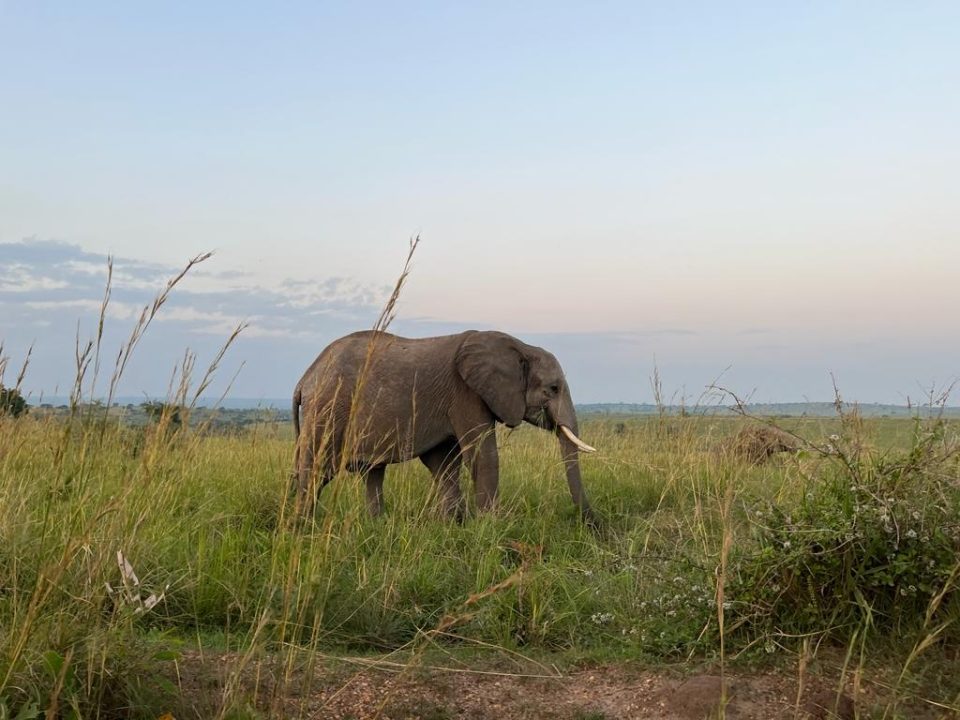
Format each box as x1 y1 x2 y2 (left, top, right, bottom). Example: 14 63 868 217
458 424 500 511
365 465 386 517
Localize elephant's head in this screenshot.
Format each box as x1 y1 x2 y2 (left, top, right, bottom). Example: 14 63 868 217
455 331 598 524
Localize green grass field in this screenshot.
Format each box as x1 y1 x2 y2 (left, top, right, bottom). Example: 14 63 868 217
1 405 958 718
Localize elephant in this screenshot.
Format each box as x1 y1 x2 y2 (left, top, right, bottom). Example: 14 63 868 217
292 329 598 524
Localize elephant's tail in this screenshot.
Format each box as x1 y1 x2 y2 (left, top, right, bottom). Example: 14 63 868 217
292 385 302 439
290 386 303 492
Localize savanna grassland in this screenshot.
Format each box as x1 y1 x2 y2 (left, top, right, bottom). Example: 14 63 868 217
2 254 959 719
1 404 959 719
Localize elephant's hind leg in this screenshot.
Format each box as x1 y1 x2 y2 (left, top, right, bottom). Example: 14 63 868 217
294 439 316 514
419 438 464 520
295 440 334 515
365 465 386 517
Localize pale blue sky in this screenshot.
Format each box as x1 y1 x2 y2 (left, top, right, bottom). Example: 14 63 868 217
1 2 958 403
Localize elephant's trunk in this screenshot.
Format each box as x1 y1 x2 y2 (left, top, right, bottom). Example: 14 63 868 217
552 390 598 526
558 431 595 521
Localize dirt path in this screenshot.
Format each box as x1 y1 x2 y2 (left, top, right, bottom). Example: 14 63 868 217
172 652 951 719
295 667 817 719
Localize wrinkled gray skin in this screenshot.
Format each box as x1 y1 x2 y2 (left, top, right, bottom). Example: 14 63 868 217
292 330 596 524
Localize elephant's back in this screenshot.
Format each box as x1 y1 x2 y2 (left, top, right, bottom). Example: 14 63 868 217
296 331 404 399
298 333 371 396
296 330 467 402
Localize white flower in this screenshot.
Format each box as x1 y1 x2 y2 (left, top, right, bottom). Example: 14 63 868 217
906 529 918 539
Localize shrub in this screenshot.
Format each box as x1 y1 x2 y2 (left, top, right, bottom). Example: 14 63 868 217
729 416 960 644
0 386 27 418
141 401 182 428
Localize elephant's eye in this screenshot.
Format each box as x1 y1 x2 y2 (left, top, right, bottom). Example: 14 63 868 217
548 384 560 395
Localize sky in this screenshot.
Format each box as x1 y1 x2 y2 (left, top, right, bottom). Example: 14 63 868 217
1 2 958 405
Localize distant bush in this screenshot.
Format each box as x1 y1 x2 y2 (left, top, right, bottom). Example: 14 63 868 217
0 386 27 418
140 400 182 428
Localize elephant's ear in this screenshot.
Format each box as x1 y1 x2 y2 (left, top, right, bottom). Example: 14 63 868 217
455 331 526 427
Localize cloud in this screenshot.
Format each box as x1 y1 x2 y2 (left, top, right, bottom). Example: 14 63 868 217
0 239 175 303
0 238 388 339
62 260 111 276
0 238 392 397
0 263 70 292
23 298 141 321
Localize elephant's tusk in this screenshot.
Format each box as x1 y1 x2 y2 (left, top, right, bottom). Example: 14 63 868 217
559 425 597 453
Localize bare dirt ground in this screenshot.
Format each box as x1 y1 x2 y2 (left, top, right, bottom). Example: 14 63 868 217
172 651 953 719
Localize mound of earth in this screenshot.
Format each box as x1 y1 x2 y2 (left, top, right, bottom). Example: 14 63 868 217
728 425 799 464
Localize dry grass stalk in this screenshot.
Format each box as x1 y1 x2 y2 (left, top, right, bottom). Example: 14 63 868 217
105 251 213 409
340 234 420 469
